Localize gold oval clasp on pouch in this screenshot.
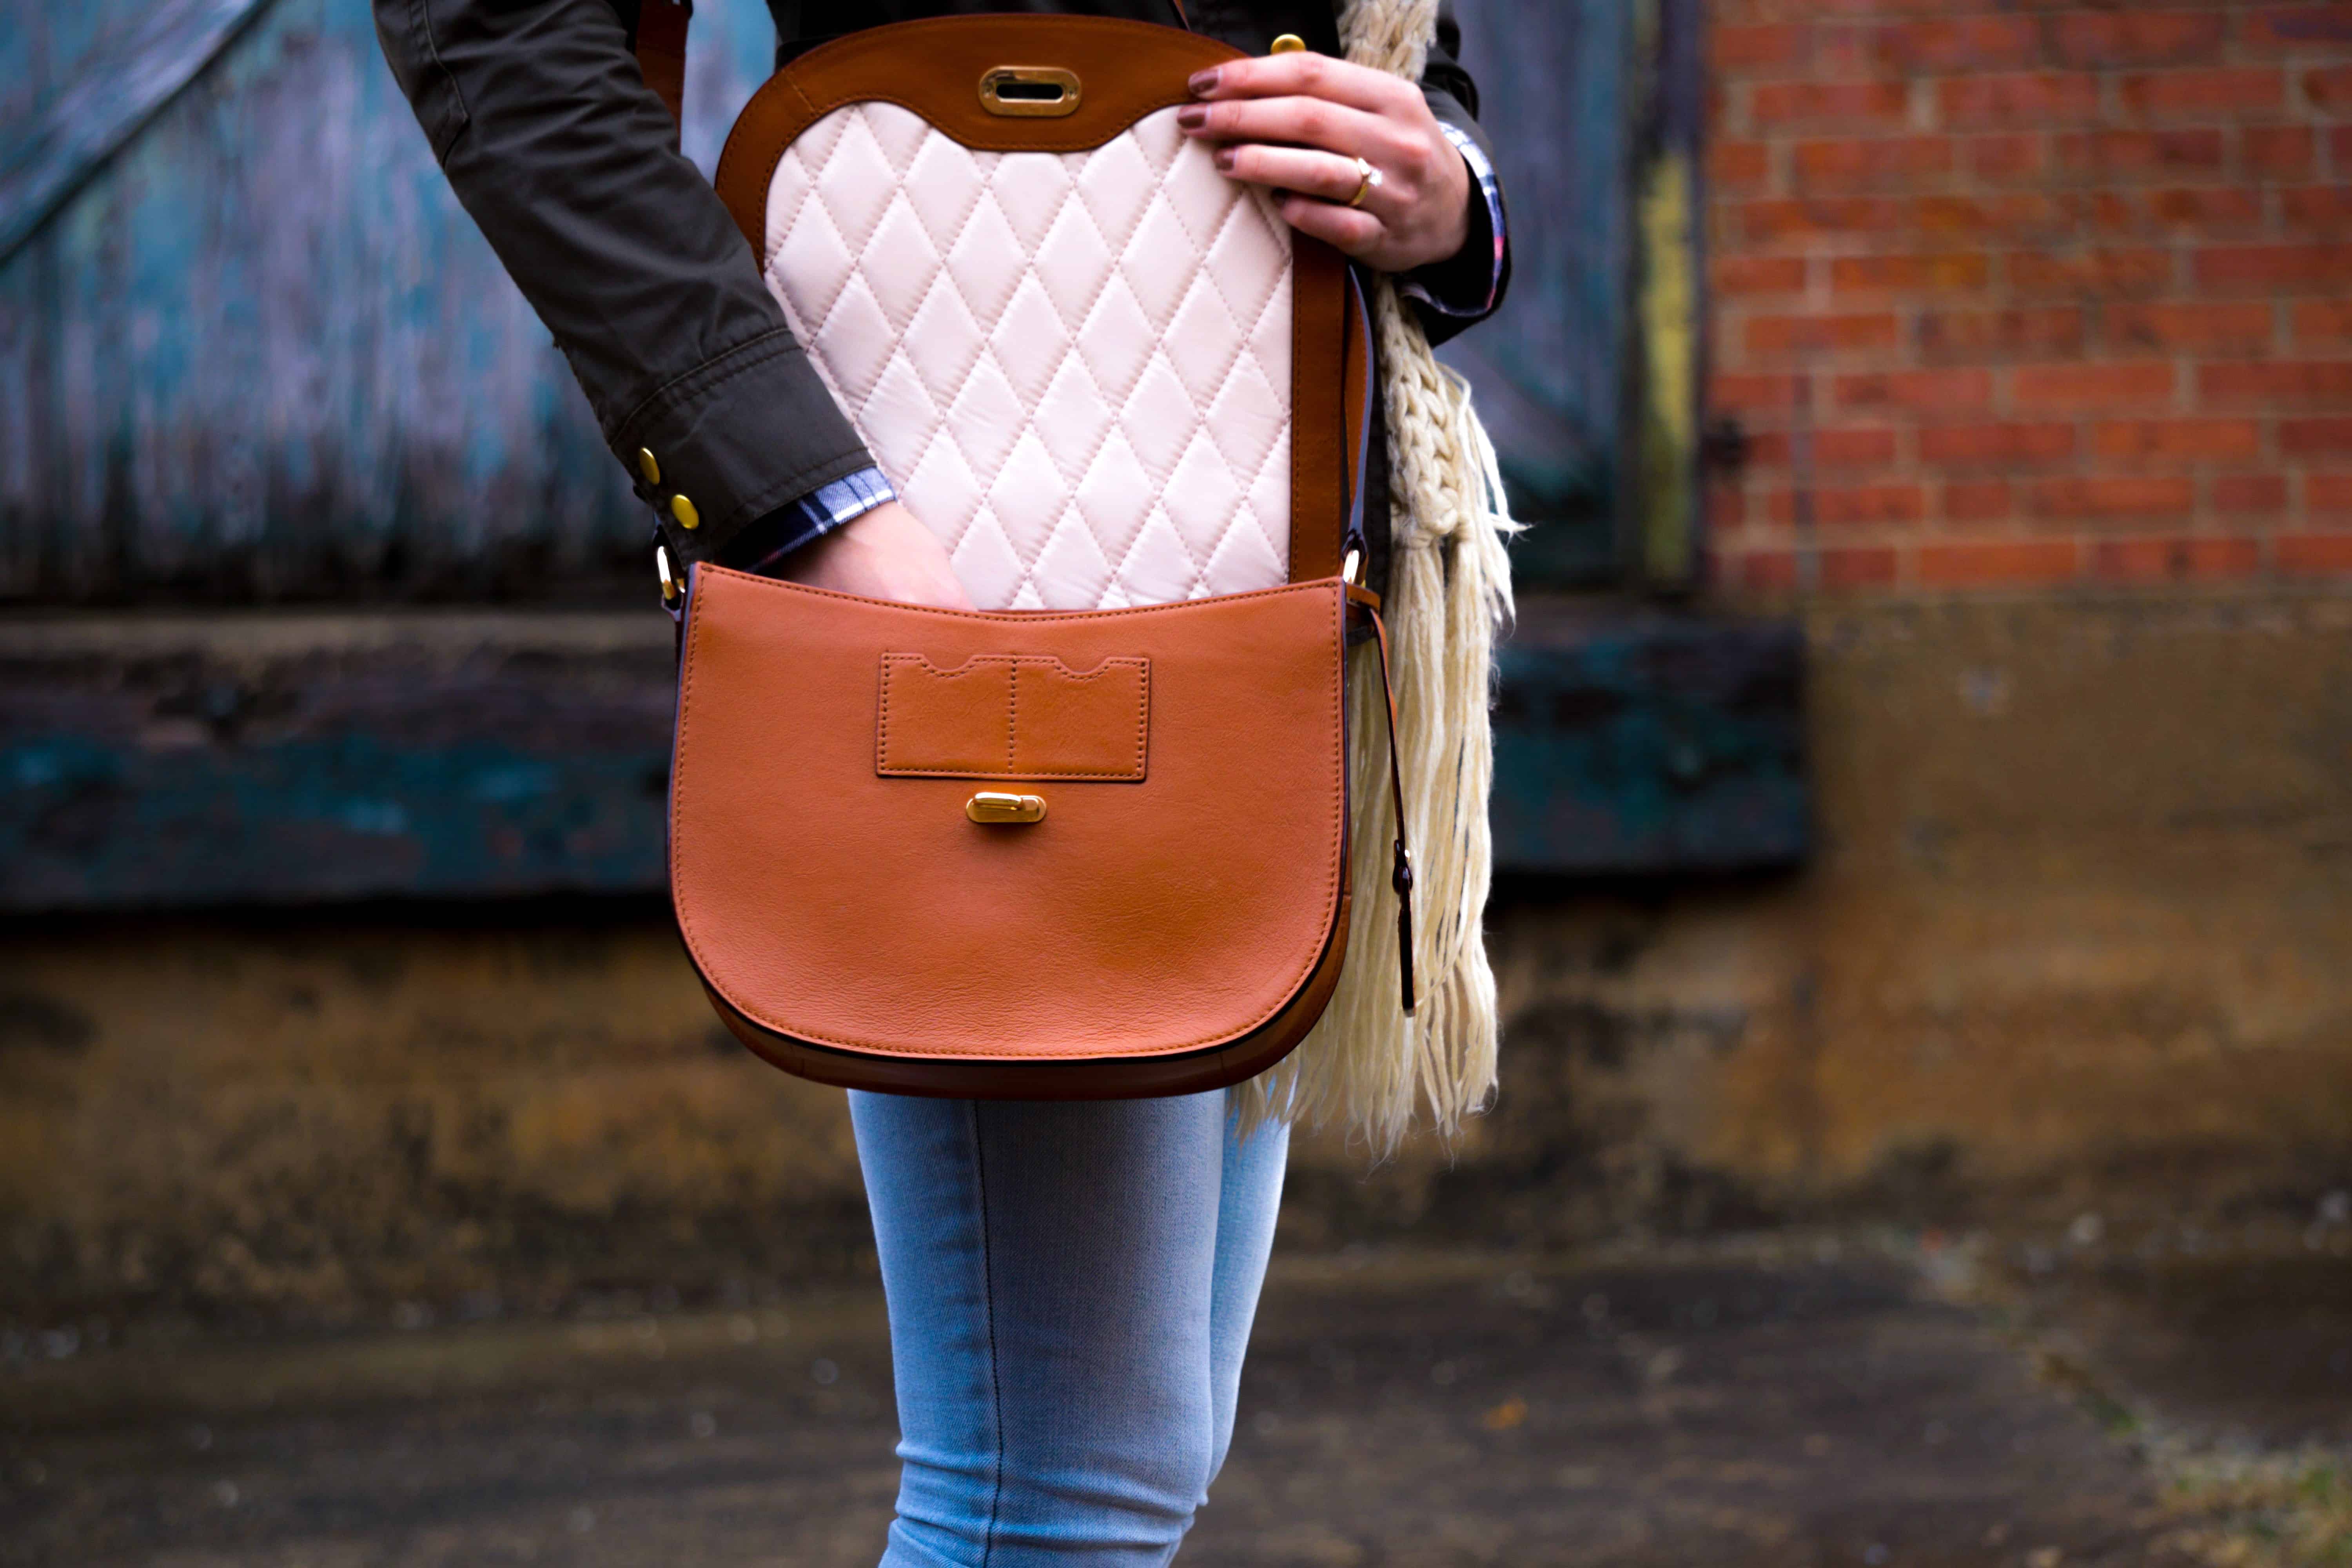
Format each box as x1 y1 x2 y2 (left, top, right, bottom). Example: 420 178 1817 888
979 66 1082 118
966 791 1048 824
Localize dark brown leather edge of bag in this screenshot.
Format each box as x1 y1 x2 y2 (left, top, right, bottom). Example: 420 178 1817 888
699 902 1353 1100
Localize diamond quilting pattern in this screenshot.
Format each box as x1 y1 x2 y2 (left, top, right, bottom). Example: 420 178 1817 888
764 103 1294 611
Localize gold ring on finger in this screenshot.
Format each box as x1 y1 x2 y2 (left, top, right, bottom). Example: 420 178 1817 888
1347 156 1384 209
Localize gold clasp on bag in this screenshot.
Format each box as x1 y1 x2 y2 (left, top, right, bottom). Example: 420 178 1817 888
966 791 1048 824
979 67 1082 117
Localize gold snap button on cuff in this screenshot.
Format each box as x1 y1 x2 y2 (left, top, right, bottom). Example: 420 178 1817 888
1270 33 1306 53
636 447 662 485
670 493 701 530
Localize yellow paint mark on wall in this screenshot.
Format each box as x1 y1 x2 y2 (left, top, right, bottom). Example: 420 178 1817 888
1638 150 1699 585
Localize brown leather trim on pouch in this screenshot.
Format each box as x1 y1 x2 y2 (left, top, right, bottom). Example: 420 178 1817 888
712 15 1243 174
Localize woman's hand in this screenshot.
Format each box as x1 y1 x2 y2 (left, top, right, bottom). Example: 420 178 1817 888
1178 51 1470 275
778 500 975 611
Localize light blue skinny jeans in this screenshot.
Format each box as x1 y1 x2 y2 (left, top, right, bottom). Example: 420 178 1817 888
848 1089 1290 1567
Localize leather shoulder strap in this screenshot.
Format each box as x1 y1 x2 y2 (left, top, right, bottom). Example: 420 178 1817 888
637 0 692 134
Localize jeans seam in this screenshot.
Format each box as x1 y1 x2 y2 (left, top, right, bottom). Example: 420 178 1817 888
971 1102 1005 1567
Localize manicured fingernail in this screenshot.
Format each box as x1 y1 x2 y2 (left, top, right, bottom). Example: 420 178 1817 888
1177 104 1207 130
1212 147 1235 171
1188 67 1220 96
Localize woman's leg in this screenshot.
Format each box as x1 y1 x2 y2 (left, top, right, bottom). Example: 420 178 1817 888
848 1091 1288 1568
1206 1110 1290 1488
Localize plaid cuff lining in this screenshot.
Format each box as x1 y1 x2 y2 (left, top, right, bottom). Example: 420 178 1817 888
1399 122 1508 320
735 466 898 573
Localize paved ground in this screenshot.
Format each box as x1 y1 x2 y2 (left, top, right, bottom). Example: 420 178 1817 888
3 1234 2341 1567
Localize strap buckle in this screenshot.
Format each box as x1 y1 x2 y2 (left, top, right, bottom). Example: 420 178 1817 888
653 540 686 613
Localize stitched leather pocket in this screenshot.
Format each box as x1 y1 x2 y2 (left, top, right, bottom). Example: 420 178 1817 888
877 654 1149 780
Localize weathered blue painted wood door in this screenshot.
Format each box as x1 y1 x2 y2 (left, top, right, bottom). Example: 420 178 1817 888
0 0 784 603
1439 0 1632 583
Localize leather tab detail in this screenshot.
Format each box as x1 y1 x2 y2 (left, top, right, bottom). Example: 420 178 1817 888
717 16 1243 171
878 653 1150 780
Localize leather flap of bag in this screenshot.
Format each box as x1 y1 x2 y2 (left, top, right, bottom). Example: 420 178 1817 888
719 14 1348 612
671 566 1348 1064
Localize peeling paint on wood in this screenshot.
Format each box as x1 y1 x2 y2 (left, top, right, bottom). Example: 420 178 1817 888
0 0 776 604
1636 150 1700 589
0 0 276 264
1491 604 1806 874
0 612 677 907
1437 0 1632 584
1630 0 1706 590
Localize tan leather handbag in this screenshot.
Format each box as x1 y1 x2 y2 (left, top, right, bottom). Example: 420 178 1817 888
644 9 1411 1098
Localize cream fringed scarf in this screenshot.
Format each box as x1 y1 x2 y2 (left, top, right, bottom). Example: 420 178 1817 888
1232 0 1519 1151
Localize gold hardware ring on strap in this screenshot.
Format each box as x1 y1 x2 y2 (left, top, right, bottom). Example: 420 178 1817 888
978 66 1082 117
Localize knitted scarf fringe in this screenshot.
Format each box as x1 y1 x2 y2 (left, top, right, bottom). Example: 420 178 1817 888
1230 0 1519 1153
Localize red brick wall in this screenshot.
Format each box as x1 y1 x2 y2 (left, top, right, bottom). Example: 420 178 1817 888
1704 2 2352 593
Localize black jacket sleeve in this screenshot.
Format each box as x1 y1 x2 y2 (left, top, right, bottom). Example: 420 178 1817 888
372 0 874 563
